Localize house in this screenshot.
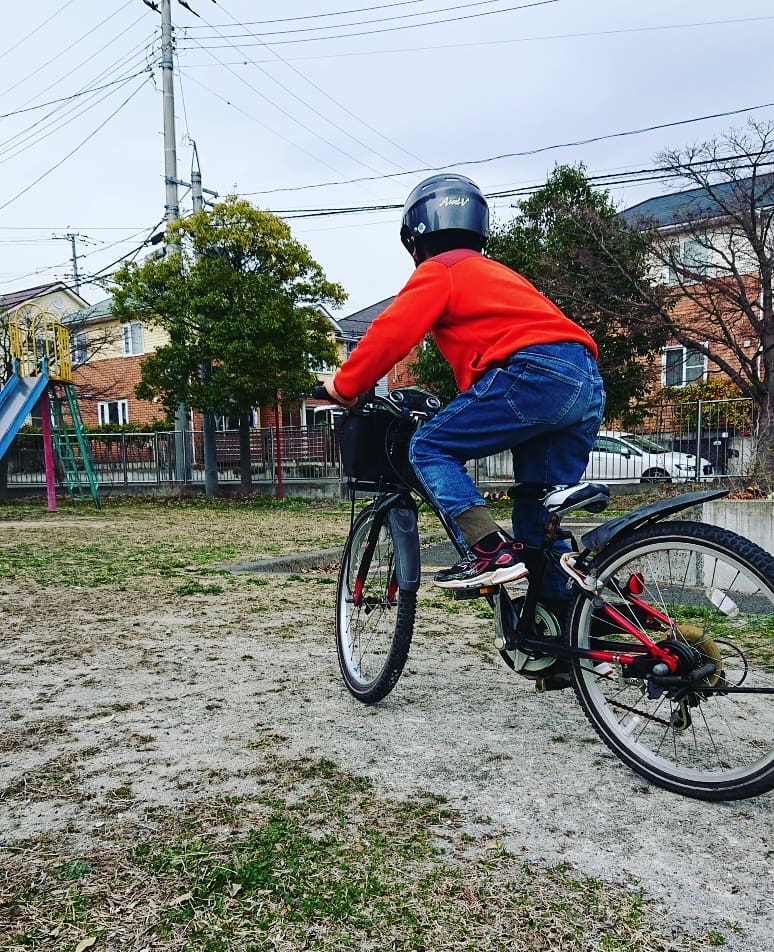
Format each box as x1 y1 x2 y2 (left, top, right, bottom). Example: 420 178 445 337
620 173 774 394
0 281 89 323
321 295 421 392
62 296 170 427
66 296 351 431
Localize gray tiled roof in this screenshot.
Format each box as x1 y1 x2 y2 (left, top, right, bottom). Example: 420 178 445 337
339 296 395 339
621 172 774 228
0 281 67 310
64 296 114 324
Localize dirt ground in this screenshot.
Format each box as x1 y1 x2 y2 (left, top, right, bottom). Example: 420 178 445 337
1 498 772 950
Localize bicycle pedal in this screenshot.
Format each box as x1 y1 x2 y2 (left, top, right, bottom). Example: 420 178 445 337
453 584 499 600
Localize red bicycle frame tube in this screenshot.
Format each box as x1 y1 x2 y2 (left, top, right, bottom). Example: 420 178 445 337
592 602 680 672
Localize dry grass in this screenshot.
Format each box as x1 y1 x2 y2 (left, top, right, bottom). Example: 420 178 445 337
2 754 706 952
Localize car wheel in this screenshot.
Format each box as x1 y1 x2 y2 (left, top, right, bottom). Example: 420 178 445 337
640 468 670 484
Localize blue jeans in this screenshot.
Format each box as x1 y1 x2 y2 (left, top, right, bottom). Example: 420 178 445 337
408 342 606 600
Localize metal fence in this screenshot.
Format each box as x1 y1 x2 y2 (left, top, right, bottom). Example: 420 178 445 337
467 397 757 487
4 398 760 492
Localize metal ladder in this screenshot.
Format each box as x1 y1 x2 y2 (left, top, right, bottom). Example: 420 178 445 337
49 383 100 507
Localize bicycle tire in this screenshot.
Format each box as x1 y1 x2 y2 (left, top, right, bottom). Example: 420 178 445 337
336 504 416 704
567 520 774 801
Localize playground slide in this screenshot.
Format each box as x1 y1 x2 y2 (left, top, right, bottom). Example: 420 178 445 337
0 371 50 462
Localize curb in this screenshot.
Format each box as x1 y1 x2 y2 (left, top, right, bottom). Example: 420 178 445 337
227 518 603 576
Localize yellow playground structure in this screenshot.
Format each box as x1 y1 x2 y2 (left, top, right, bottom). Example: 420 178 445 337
0 304 98 508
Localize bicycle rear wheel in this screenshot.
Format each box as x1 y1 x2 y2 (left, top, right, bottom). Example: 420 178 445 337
336 504 416 703
568 521 774 800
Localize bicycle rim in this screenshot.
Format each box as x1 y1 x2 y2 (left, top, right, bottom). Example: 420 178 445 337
336 506 415 703
569 521 774 800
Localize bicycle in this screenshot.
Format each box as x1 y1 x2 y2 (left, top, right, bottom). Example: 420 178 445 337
318 385 774 801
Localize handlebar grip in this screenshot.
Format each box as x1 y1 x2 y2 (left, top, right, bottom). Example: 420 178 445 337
310 384 329 400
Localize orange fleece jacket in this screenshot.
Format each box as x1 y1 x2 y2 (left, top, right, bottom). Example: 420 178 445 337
334 249 598 400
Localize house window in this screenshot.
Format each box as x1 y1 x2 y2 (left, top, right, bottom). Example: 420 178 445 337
664 237 711 285
122 321 144 356
70 331 88 365
662 346 707 388
681 238 710 276
98 400 129 426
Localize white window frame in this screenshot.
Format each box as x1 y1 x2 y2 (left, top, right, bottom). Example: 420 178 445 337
121 321 144 356
98 399 129 426
661 345 708 388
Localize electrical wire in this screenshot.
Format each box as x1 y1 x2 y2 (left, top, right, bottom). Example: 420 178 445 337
261 153 774 219
181 35 393 184
192 1 427 172
0 0 80 61
3 0 137 102
183 0 519 28
183 0 560 40
0 76 152 214
0 42 158 163
179 14 774 61
0 70 152 121
241 99 774 197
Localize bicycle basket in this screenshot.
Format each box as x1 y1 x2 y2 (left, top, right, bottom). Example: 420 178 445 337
336 408 416 489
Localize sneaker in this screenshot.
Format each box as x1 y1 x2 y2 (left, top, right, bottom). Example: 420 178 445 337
434 539 529 589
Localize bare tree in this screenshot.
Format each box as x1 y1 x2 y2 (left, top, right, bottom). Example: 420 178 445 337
633 121 774 480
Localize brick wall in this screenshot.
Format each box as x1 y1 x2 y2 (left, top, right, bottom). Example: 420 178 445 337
73 356 167 426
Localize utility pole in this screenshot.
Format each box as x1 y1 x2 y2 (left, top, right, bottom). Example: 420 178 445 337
159 0 189 482
190 142 219 498
52 233 82 293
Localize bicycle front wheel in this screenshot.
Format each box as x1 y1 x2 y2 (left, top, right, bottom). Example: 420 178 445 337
568 521 774 800
336 504 416 704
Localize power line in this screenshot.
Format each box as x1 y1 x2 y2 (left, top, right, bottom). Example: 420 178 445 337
261 154 774 219
179 14 774 59
0 0 80 61
0 58 156 165
181 34 394 184
4 0 138 102
186 0 544 36
241 99 774 197
0 70 152 120
197 1 427 172
180 0 561 49
0 76 152 214
184 0 505 28
0 29 157 158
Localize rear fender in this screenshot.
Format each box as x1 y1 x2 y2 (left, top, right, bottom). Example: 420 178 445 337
580 489 728 553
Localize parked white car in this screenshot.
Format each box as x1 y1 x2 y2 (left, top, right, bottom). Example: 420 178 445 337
583 430 713 484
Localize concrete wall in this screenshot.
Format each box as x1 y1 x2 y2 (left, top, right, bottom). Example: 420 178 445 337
701 499 774 555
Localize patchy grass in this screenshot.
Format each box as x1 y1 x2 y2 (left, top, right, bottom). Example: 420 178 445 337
0 496 354 588
1 756 709 952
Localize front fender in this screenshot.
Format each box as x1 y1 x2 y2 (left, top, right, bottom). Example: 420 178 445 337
580 489 728 553
387 506 421 592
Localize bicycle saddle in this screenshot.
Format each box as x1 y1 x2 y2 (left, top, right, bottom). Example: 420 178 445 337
542 481 610 516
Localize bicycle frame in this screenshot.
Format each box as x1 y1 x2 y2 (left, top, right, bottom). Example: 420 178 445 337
348 476 734 683
341 390 734 687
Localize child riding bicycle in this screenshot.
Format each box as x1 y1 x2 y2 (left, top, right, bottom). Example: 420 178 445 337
325 173 605 602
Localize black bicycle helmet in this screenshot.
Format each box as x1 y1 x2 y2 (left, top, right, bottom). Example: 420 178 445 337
400 173 489 258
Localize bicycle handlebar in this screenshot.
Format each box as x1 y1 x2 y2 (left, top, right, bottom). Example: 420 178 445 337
309 383 442 418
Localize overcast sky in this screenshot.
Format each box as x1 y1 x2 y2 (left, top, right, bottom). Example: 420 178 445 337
1 0 773 315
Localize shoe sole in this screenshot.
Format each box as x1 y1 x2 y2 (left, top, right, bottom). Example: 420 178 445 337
433 563 529 590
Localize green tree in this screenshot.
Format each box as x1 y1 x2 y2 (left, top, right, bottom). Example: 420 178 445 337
111 197 345 491
486 165 669 417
